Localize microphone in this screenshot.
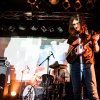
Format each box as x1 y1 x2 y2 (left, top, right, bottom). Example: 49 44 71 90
51 51 55 58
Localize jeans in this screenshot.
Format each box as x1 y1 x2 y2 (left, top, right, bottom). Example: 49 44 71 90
70 63 99 100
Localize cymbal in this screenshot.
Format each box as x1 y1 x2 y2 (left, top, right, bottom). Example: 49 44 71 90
59 65 68 69
49 61 67 69
49 64 59 69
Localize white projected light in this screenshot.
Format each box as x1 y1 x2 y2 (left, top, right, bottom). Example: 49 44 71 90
4 37 70 81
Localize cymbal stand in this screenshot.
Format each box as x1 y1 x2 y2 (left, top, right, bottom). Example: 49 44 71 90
61 73 66 100
54 68 61 100
19 68 27 99
39 53 53 99
24 86 33 100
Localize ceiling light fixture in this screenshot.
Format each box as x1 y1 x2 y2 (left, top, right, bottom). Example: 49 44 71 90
49 0 59 5
86 0 94 10
62 0 70 10
74 0 82 11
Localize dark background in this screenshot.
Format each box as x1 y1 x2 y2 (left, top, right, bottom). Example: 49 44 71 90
0 0 100 37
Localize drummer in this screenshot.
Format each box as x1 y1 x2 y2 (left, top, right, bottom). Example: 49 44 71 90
50 61 70 84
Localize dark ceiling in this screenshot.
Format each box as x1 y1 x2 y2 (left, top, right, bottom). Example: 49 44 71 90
0 0 100 12
0 0 100 37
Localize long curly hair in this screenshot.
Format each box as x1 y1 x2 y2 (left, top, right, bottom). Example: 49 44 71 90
68 13 88 36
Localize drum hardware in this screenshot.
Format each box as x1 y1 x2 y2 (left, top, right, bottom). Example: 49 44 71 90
49 61 67 69
19 67 30 99
41 74 54 87
51 67 70 100
61 73 67 100
24 86 33 100
38 53 54 100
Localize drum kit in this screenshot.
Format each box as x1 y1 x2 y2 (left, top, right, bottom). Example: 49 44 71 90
21 61 69 100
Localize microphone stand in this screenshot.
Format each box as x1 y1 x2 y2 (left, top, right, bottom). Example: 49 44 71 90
19 68 28 99
39 53 53 100
39 53 53 74
19 69 24 99
77 35 84 100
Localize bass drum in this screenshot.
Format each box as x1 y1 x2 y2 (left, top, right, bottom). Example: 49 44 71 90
34 86 45 100
22 85 35 100
22 85 45 100
41 74 54 87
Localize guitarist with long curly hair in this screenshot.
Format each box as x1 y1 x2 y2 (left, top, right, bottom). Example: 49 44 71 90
66 13 100 100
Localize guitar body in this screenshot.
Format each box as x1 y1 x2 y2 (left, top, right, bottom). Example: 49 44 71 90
66 44 85 63
66 33 100 63
66 47 78 64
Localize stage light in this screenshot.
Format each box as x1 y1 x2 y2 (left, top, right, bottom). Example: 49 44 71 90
8 26 15 32
41 26 47 32
74 0 82 11
30 25 38 31
86 0 94 10
62 0 70 10
18 25 26 31
27 0 36 5
24 12 32 16
49 0 59 5
49 27 54 32
0 25 8 31
57 26 63 33
11 91 17 97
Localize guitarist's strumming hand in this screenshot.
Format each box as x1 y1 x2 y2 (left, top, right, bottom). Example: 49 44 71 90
71 38 85 55
92 33 100 52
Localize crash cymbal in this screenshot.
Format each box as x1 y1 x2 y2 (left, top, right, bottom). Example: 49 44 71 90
49 61 67 69
59 65 68 69
49 64 59 69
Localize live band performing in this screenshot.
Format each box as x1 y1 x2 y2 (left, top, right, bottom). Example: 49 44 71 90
0 13 100 100
0 38 72 100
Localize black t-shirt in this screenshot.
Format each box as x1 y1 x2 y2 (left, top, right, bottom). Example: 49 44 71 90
67 32 94 64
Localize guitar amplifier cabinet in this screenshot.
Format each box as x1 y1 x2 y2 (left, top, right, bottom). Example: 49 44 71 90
0 57 8 75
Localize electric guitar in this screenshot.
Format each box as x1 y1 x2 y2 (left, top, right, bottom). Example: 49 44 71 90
66 34 100 63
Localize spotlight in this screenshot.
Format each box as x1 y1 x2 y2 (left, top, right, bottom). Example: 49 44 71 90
41 26 47 32
11 91 16 97
57 26 63 33
86 0 94 10
49 0 59 5
1 25 8 31
24 12 32 16
18 25 26 31
30 25 38 31
74 0 82 11
62 0 70 10
49 27 54 32
8 26 15 32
